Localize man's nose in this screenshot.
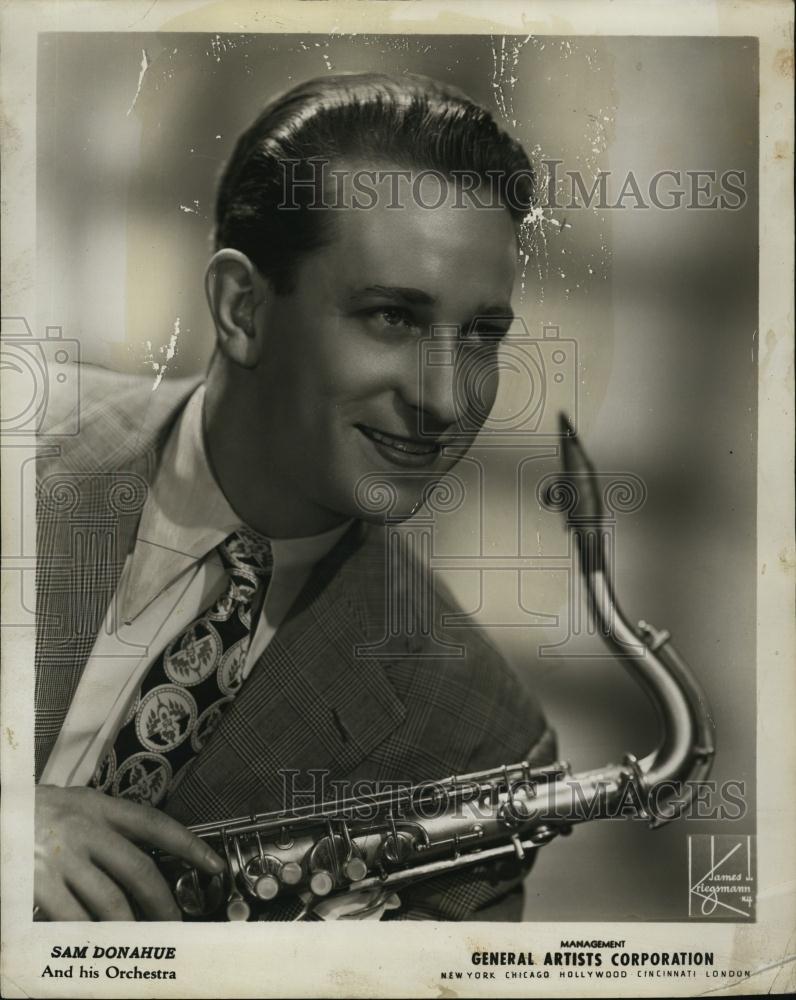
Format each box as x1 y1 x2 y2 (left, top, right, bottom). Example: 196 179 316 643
411 327 461 436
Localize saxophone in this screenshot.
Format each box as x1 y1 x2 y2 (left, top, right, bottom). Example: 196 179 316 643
157 422 716 920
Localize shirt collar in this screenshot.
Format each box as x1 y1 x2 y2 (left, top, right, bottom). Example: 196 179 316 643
120 384 351 622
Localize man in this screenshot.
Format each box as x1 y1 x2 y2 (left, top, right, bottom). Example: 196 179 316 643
34 72 556 921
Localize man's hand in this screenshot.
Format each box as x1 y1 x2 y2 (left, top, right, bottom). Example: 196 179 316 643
34 785 225 921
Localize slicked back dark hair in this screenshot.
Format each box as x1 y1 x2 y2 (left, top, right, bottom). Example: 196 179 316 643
214 72 535 293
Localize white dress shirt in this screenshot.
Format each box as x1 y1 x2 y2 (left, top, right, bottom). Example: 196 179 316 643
41 385 351 788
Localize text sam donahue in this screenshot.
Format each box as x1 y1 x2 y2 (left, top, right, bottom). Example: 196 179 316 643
50 945 176 959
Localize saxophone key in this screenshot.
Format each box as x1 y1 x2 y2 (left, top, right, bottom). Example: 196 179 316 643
174 867 226 918
310 870 334 896
254 874 280 901
344 856 368 882
281 861 303 885
381 830 414 865
226 893 251 921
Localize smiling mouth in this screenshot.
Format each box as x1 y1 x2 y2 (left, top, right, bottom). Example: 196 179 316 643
357 424 440 458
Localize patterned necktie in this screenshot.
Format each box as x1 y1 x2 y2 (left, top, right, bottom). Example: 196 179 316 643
91 527 273 806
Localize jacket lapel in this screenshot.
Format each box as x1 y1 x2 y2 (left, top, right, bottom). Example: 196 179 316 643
164 522 409 825
34 374 200 778
35 474 143 779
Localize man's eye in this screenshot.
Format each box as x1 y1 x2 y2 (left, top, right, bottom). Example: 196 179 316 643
468 321 511 342
368 307 416 330
478 326 509 341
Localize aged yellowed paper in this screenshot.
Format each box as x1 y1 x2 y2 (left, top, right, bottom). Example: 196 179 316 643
1 0 793 996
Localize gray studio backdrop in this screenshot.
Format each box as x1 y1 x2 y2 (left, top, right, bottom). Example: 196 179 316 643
37 32 757 921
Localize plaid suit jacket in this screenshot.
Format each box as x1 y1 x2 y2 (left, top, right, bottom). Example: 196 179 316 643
35 366 556 921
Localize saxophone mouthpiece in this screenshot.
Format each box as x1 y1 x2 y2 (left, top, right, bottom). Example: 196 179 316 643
558 412 603 520
558 411 576 440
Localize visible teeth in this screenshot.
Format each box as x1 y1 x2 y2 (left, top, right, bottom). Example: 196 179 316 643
367 427 437 456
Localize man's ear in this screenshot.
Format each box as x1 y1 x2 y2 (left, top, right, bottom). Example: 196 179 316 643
205 249 269 369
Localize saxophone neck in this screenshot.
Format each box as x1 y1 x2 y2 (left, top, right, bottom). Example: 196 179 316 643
560 419 716 820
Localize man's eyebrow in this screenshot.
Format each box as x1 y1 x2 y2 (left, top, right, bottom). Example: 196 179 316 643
348 286 514 320
349 285 437 306
473 303 514 319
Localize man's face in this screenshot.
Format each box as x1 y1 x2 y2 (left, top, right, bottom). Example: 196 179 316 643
243 170 518 528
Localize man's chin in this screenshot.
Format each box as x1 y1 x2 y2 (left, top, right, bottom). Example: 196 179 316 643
351 472 447 524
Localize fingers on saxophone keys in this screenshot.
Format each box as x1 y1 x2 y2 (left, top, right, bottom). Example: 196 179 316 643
105 797 224 875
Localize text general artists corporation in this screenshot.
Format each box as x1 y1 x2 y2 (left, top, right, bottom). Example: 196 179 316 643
440 945 751 982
